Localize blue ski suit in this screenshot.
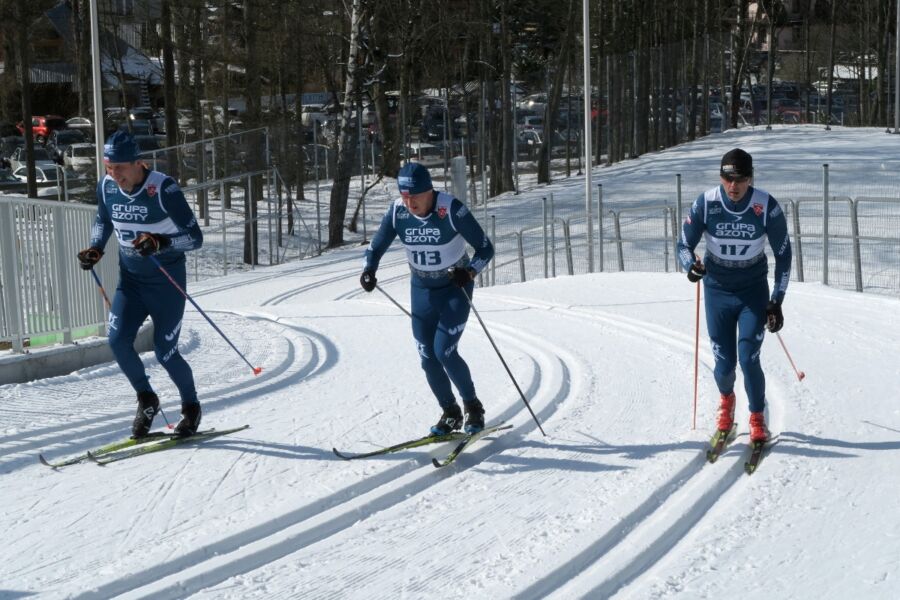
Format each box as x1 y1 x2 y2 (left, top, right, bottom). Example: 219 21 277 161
90 170 203 404
677 184 792 413
364 191 494 408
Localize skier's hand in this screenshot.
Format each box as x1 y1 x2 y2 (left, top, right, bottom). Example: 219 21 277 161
360 270 377 292
687 261 706 283
132 233 171 257
77 247 103 270
766 300 784 333
448 266 474 288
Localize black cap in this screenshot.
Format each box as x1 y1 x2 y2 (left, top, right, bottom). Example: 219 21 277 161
720 148 753 178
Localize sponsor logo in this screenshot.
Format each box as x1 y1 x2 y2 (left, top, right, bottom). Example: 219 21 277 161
447 323 466 336
161 345 178 363
714 222 756 238
105 182 119 194
404 227 442 244
108 313 119 331
165 183 180 194
769 204 783 218
146 184 157 198
397 208 410 219
443 342 459 358
416 341 429 359
398 175 413 188
437 206 447 219
111 203 149 222
164 319 183 342
456 205 469 218
755 332 765 341
708 206 722 215
752 203 763 217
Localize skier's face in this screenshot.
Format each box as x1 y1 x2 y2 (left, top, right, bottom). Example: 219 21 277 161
105 160 146 191
402 189 434 217
720 175 751 202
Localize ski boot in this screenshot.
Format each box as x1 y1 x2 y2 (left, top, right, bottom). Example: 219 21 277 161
132 391 160 438
174 402 202 437
463 398 485 434
749 411 769 443
430 403 463 436
716 392 736 432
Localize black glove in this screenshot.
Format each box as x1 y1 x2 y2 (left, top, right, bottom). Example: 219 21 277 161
132 233 171 257
448 266 474 288
77 247 103 270
360 270 377 292
766 300 784 333
687 262 706 283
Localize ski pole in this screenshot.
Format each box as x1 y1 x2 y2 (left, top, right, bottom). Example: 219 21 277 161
375 284 412 318
460 287 546 437
89 268 112 310
774 331 805 382
692 281 700 430
148 255 262 376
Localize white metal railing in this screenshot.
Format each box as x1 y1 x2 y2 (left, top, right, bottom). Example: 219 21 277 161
1 195 117 352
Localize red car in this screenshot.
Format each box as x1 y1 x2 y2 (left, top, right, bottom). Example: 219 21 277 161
17 115 66 143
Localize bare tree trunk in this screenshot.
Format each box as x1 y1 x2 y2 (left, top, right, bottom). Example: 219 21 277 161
243 0 261 265
327 0 366 248
161 0 179 179
538 0 577 183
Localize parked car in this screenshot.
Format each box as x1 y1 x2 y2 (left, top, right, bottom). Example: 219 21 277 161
65 116 94 139
129 106 165 134
46 129 87 163
402 142 444 168
8 146 54 172
16 115 66 143
0 168 28 193
12 163 68 183
62 143 96 172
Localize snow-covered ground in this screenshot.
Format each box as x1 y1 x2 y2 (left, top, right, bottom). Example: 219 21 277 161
2 126 899 599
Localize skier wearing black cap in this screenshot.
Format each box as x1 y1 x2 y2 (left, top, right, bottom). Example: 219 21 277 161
677 148 792 443
360 162 494 435
76 130 204 438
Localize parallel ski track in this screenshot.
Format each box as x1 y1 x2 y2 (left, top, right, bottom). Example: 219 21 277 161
480 294 788 599
4 314 334 472
72 305 575 600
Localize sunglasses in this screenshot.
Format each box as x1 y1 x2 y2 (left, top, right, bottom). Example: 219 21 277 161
721 174 750 183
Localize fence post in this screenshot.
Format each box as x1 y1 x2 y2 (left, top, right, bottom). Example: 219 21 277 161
542 196 548 279
563 219 574 275
268 172 274 266
674 174 683 273
822 163 829 285
850 198 862 292
490 215 496 286
613 210 625 271
597 183 604 272
517 231 526 282
663 206 671 272
0 202 25 352
221 181 228 277
791 199 804 282
550 192 557 277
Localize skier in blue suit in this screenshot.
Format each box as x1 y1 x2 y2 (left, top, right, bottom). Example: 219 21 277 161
677 148 792 443
77 130 204 437
360 162 494 435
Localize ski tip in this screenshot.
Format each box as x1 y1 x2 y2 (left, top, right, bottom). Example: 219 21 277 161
431 458 444 468
332 447 351 460
38 454 55 468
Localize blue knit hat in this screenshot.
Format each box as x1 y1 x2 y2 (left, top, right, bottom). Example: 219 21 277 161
103 130 140 163
397 162 433 195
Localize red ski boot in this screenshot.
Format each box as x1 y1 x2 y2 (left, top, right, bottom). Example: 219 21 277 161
716 393 736 432
749 411 770 443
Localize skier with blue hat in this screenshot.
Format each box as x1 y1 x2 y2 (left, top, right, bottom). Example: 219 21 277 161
361 162 495 435
77 130 205 438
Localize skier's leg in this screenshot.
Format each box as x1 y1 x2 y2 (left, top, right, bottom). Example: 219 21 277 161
410 285 456 408
433 282 476 402
144 263 198 405
704 285 740 396
737 282 769 414
108 272 152 393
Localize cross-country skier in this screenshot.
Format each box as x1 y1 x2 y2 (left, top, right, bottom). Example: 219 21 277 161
677 148 792 443
360 162 494 435
76 130 204 437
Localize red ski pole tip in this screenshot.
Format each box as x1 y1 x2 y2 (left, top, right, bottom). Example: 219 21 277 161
798 371 806 381
253 367 263 375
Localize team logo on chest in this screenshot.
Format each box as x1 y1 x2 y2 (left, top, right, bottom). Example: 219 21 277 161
437 206 447 219
147 184 158 198
752 203 763 217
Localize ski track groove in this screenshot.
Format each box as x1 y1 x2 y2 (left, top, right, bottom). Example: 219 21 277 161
480 293 792 598
70 313 568 600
